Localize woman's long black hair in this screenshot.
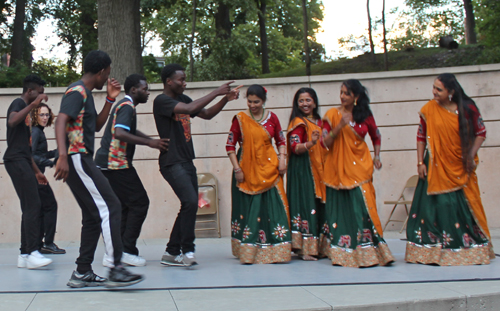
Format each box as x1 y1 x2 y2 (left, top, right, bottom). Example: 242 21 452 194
342 79 373 124
436 73 478 169
288 87 321 125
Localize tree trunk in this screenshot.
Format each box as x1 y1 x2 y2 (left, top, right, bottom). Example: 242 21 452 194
215 2 231 40
463 0 477 44
80 0 98 62
11 0 26 67
366 0 375 63
97 0 143 83
301 0 311 76
257 0 270 74
382 0 388 71
189 0 197 82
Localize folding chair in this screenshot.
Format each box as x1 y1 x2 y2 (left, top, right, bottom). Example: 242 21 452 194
383 175 419 233
196 172 221 238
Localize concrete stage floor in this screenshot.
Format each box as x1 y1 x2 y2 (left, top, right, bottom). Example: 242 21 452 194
1 231 500 310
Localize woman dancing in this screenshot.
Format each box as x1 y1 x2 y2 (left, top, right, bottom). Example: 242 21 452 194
226 84 291 264
321 79 394 267
405 73 494 265
287 87 326 260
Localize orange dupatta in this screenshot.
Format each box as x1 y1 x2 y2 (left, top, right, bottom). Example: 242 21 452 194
323 107 383 236
420 100 490 238
287 117 326 202
236 112 281 194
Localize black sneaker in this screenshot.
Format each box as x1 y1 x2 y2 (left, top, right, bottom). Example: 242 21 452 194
67 270 107 288
105 266 144 288
40 243 66 254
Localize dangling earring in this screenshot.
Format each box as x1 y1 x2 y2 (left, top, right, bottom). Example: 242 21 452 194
354 99 357 106
448 94 452 102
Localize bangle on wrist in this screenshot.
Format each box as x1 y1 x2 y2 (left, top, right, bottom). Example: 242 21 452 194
304 142 309 151
106 96 116 104
374 155 380 161
329 131 335 138
234 167 242 173
417 161 424 166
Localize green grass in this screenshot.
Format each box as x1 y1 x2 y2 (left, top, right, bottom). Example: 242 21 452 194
259 45 500 79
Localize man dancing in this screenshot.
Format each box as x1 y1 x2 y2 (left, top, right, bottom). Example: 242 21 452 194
54 50 143 288
153 63 241 267
95 74 169 267
4 74 52 269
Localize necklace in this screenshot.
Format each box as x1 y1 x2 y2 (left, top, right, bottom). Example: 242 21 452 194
250 108 265 122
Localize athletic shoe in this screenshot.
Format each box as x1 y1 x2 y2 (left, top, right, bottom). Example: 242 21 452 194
122 252 146 267
40 243 66 254
183 252 198 267
67 270 107 288
17 254 28 268
26 251 52 269
160 252 186 266
102 254 115 268
105 266 144 288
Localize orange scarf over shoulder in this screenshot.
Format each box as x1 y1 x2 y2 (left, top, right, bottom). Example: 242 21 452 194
420 100 490 238
287 117 326 202
236 112 280 195
323 107 383 236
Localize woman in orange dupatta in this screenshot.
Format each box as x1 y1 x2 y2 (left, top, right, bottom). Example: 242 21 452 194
226 84 291 264
405 73 494 266
287 88 326 261
321 79 394 268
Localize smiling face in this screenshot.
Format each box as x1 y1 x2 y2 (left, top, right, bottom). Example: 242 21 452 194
432 79 453 104
37 106 50 127
297 92 316 116
247 94 265 115
340 84 357 107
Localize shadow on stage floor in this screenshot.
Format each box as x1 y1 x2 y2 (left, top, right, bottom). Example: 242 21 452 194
0 238 498 293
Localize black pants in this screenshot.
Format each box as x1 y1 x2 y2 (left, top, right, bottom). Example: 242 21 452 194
5 160 42 254
102 167 149 255
38 183 58 246
160 161 198 255
66 153 123 273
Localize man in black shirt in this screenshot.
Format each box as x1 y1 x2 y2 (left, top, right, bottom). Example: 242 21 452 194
54 50 143 288
95 74 168 267
4 74 52 269
153 63 241 267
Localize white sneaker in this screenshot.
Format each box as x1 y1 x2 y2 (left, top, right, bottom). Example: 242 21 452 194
183 252 198 267
17 254 28 268
122 252 147 267
26 251 52 269
102 254 115 268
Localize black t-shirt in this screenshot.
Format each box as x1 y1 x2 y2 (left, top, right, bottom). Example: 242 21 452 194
3 98 32 162
32 125 57 173
153 93 195 167
95 96 137 169
59 81 97 155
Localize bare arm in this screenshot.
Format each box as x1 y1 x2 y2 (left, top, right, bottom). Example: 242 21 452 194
96 79 121 132
295 130 320 155
197 85 242 120
467 136 485 172
115 127 169 151
228 152 244 183
278 145 287 175
7 94 47 128
173 81 233 115
54 113 71 182
135 130 150 139
373 144 382 170
417 141 427 179
323 113 351 149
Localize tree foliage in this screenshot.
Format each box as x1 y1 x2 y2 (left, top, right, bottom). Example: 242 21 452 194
474 0 500 46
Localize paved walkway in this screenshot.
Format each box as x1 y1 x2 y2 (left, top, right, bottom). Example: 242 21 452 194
1 230 499 311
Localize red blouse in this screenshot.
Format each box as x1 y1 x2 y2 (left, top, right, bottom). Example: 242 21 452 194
226 111 286 153
322 115 381 146
417 104 486 142
289 119 323 154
